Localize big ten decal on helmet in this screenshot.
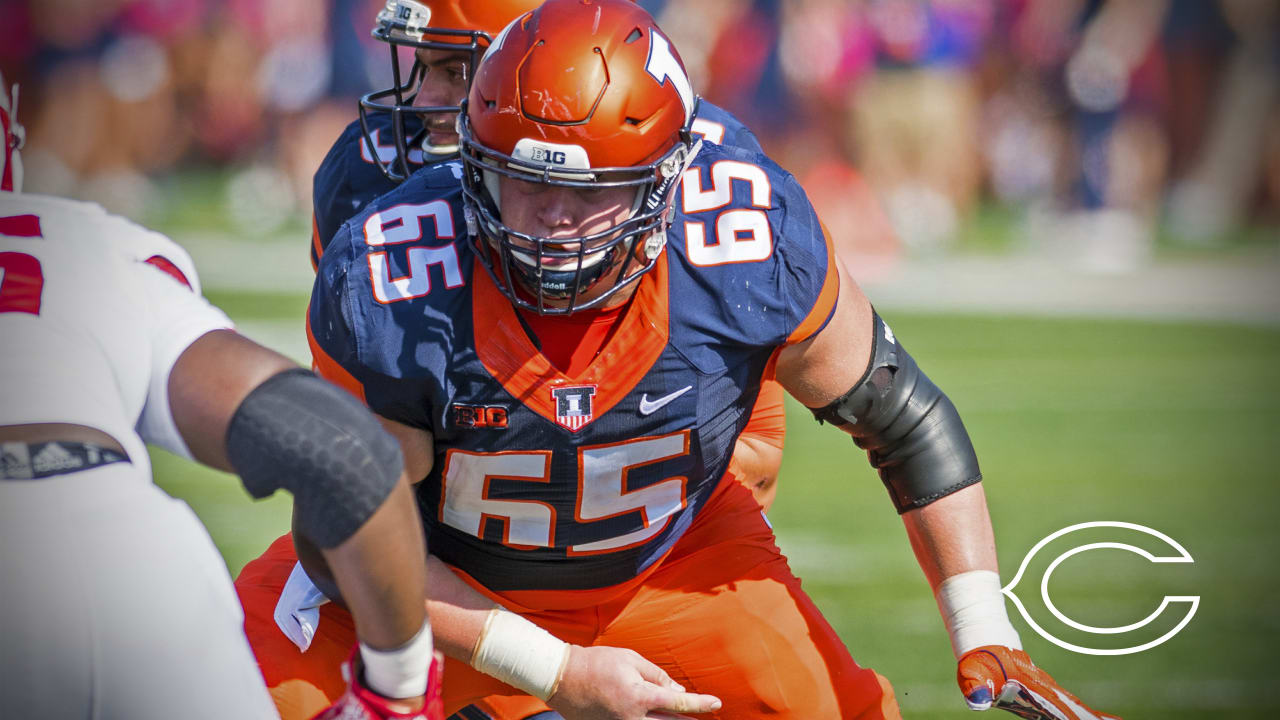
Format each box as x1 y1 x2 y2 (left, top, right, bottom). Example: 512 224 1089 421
458 0 700 314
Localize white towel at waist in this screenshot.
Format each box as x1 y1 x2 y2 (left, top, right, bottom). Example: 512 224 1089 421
273 561 330 652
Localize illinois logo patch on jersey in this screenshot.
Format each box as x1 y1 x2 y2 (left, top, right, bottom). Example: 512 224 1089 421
551 384 596 431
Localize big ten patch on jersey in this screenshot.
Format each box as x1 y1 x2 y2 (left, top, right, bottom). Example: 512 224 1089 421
308 141 836 593
311 114 429 266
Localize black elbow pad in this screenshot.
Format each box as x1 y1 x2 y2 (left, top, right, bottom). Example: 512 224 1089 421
226 368 403 548
812 312 981 513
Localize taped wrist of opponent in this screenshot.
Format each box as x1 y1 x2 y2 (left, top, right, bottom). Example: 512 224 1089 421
935 570 1022 659
360 618 434 699
470 607 572 701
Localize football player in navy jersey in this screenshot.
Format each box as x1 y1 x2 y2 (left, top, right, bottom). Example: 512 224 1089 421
289 4 770 720
307 0 789 521
307 0 788 521
308 0 788 523
302 4 784 699
258 2 724 720
240 1 1121 719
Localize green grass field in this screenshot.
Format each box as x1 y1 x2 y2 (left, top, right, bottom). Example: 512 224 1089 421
153 300 1280 719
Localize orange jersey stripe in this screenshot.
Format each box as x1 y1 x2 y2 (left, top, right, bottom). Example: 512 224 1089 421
786 221 840 345
305 308 367 403
310 215 323 273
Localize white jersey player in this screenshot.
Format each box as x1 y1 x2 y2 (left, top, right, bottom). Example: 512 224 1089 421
0 192 233 481
0 76 444 720
0 195 287 718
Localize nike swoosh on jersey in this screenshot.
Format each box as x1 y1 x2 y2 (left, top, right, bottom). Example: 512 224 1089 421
638 385 693 415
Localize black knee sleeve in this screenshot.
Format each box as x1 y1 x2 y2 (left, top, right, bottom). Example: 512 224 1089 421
226 368 403 548
812 312 982 513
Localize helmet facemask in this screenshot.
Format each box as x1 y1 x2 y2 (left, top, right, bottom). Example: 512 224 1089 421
460 108 698 315
359 0 488 183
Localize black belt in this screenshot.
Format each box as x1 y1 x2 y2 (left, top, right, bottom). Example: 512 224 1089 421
0 440 130 480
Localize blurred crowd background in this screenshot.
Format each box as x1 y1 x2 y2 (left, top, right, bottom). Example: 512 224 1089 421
2 0 1276 273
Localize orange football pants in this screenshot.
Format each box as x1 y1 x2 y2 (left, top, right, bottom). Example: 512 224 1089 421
235 479 900 719
730 376 787 511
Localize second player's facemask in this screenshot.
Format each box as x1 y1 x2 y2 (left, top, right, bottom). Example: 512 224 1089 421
359 0 488 184
459 110 698 315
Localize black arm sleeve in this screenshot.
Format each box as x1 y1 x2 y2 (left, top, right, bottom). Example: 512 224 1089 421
811 312 982 513
226 368 404 548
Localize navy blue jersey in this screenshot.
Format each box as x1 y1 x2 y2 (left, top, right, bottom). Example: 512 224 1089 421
309 100 757 269
310 113 428 269
689 98 763 154
310 140 837 592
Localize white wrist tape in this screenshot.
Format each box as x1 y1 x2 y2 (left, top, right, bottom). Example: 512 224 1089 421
470 608 572 701
360 619 434 699
935 570 1022 659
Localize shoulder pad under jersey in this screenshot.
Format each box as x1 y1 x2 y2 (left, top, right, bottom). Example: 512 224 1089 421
309 167 469 430
311 115 428 267
665 141 837 358
691 99 763 155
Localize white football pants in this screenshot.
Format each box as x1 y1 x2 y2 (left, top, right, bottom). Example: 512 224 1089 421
0 463 279 719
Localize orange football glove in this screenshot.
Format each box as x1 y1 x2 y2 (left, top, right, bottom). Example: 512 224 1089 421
957 646 1121 720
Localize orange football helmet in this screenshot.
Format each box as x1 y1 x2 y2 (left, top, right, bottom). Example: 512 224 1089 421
360 0 542 182
459 0 698 314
